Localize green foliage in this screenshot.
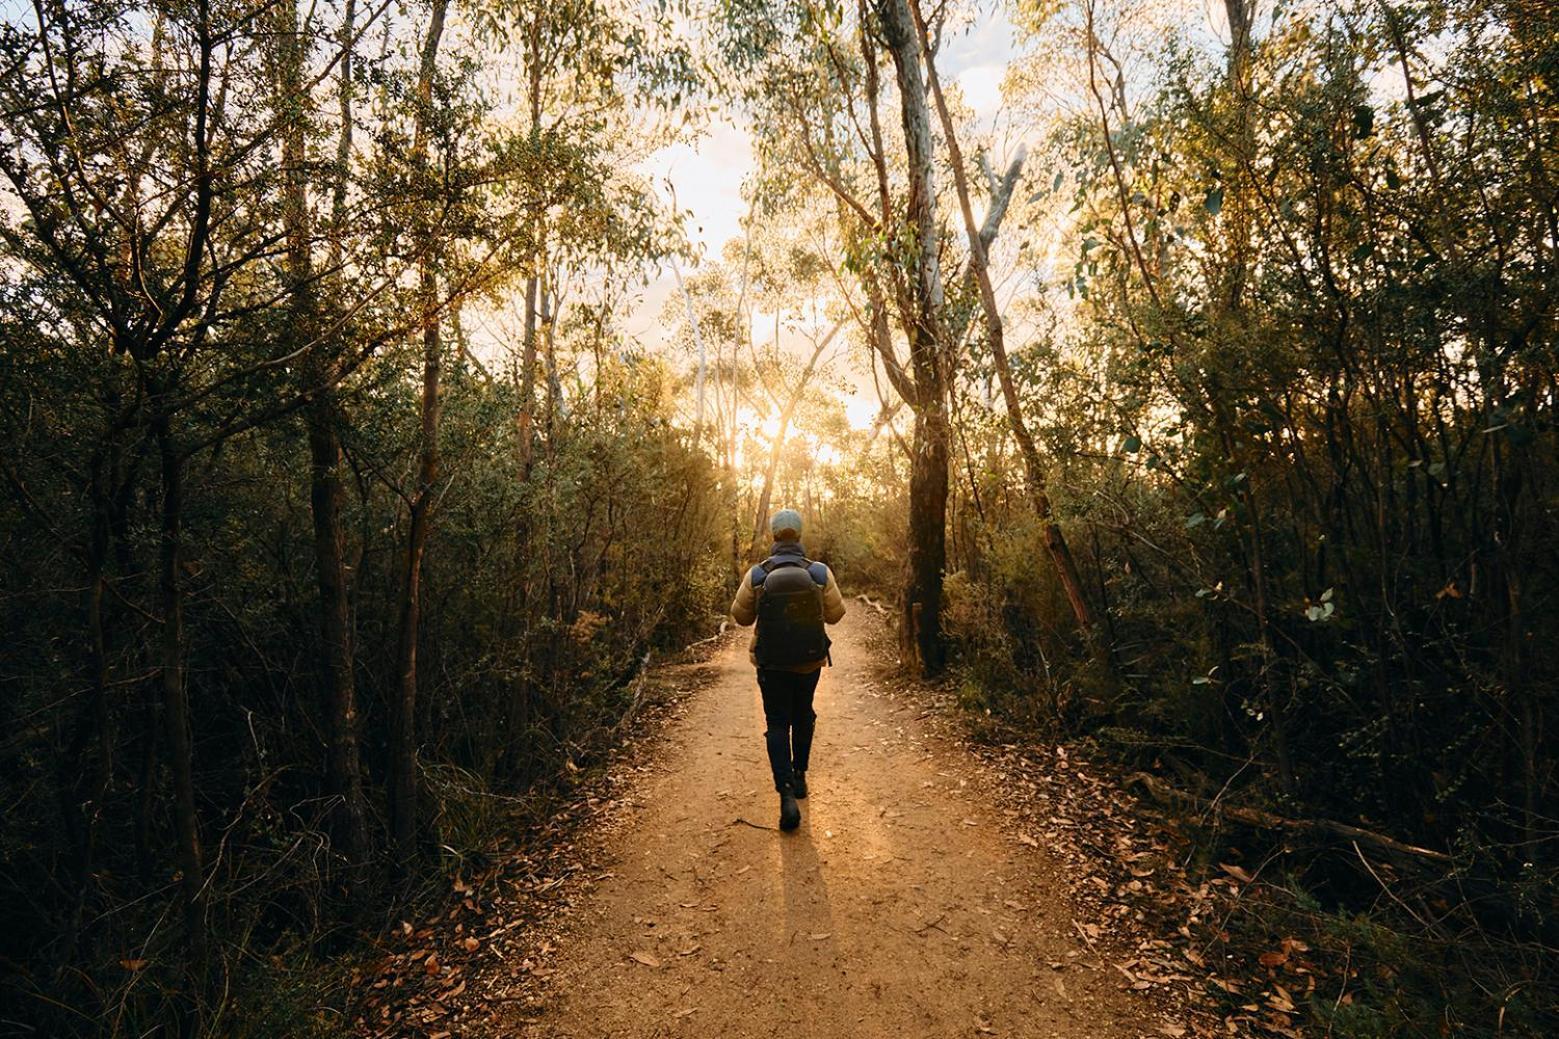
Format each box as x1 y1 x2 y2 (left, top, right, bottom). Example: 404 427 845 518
938 0 1559 1033
0 0 717 1034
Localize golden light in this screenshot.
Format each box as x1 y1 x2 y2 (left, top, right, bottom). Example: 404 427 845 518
845 396 878 430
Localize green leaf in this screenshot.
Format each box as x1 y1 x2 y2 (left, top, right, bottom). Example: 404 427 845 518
1204 186 1224 215
1352 104 1375 139
1123 434 1142 453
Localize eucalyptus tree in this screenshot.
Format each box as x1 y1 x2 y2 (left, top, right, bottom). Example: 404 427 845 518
0 0 534 999
718 0 1028 674
498 0 699 477
1012 0 1558 873
269 0 373 881
0 0 377 976
904 0 1097 638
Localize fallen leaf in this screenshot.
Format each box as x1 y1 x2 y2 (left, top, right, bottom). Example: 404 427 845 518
809 932 831 941
1219 863 1254 883
629 951 661 968
120 959 148 971
462 937 481 952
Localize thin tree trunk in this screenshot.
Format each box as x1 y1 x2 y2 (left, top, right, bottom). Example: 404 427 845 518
673 257 707 438
391 0 448 867
308 405 369 867
278 0 370 875
154 410 206 972
519 274 539 476
517 22 543 478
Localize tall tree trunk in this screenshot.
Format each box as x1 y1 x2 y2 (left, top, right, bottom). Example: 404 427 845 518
391 0 448 866
153 409 207 974
307 404 369 867
878 0 949 675
277 0 370 875
519 274 539 476
1214 0 1296 794
910 0 1097 636
672 257 707 439
904 404 950 673
517 21 544 478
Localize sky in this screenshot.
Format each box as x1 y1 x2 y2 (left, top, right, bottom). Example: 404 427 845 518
625 5 1025 427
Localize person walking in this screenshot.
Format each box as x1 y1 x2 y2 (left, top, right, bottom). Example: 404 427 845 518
730 509 847 831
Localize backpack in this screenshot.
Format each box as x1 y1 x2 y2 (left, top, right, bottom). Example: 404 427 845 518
750 555 831 668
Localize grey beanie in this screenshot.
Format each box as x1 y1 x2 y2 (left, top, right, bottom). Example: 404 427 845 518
770 508 803 538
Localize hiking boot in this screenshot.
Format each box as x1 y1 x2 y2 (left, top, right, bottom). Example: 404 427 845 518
778 788 801 831
792 771 808 799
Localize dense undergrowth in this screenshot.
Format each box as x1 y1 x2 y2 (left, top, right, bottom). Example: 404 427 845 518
935 430 1557 1036
0 350 726 1035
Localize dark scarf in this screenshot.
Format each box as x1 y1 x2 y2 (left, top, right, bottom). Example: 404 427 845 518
767 540 808 562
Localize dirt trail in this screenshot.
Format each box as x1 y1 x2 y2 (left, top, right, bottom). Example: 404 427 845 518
517 612 1150 1038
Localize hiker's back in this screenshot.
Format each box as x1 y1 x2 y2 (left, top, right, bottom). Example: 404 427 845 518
751 556 830 669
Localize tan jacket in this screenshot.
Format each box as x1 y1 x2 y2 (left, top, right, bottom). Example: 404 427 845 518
730 553 846 672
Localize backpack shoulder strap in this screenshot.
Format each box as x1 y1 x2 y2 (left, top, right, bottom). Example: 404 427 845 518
754 555 818 591
761 554 809 573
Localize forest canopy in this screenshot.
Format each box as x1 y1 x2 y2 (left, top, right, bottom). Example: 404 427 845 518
1 0 1554 1035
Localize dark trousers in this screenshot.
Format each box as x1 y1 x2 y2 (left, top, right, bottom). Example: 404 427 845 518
756 668 820 792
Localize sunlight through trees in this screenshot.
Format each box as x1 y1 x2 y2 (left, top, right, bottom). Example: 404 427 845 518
1 0 1554 1034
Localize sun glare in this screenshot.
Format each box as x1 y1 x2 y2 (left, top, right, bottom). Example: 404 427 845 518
845 396 878 430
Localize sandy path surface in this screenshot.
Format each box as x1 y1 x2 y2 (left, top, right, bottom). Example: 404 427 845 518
518 612 1149 1039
